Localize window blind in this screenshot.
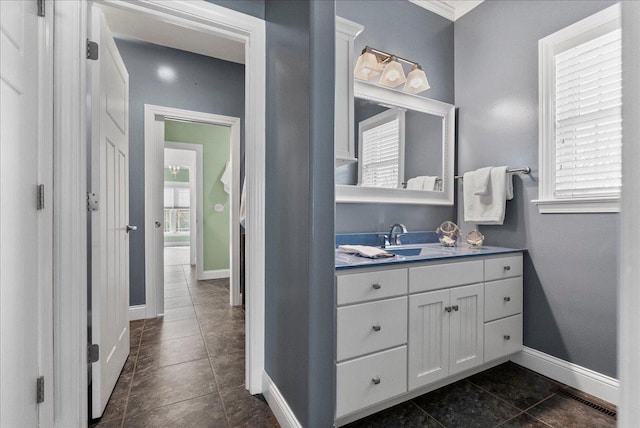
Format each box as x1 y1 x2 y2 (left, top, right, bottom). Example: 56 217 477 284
361 117 400 188
554 28 622 199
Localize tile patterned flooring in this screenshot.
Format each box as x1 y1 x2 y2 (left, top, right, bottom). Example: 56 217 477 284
345 362 617 428
90 264 278 427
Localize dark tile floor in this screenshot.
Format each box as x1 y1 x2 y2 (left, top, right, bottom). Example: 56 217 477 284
346 362 617 428
91 264 279 428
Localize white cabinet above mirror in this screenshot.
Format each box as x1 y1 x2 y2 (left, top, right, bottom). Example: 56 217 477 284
336 81 455 205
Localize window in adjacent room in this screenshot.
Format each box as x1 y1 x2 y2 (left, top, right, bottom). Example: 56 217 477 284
358 108 405 188
535 4 621 213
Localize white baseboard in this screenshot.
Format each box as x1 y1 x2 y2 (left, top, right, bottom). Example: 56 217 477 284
262 371 302 428
511 346 619 405
129 305 147 321
199 269 230 280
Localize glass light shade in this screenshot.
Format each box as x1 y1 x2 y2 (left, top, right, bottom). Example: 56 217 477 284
378 58 406 88
354 52 381 81
404 65 430 94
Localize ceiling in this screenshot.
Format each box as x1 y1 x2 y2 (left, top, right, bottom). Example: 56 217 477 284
409 0 484 21
98 4 245 65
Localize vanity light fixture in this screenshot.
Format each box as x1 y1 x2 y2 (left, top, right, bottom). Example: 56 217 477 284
404 64 430 94
354 46 430 94
378 56 407 88
169 164 180 177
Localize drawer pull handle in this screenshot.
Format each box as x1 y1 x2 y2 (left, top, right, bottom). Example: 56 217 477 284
372 283 382 290
372 377 381 385
504 296 511 302
372 325 381 332
504 335 511 340
452 305 459 311
444 306 452 313
504 266 511 271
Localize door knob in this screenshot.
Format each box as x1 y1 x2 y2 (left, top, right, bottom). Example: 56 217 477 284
126 225 137 233
155 221 162 228
372 325 381 332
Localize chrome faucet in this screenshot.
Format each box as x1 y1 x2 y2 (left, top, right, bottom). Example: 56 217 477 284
388 223 408 246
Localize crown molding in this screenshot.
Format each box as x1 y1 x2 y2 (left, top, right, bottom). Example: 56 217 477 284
409 0 484 21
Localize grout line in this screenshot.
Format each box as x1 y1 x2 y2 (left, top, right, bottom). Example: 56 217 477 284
466 379 527 415
521 393 557 414
408 400 446 428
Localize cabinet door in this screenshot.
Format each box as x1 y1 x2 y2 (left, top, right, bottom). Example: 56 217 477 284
449 283 484 375
335 32 354 162
408 289 450 390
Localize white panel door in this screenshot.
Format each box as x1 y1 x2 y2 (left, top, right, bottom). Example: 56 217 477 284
408 289 450 390
449 283 484 375
90 6 130 418
0 0 42 426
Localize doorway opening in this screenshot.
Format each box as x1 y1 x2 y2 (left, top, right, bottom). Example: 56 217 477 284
163 148 196 269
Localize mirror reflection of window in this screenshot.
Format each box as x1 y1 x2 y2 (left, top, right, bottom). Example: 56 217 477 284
358 109 405 188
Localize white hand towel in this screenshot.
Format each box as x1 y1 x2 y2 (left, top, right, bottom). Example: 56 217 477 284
338 245 395 259
239 177 246 228
406 177 424 190
220 161 231 194
422 176 437 191
463 166 510 225
471 167 492 195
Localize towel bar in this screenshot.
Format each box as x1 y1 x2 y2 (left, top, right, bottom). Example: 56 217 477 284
455 166 530 180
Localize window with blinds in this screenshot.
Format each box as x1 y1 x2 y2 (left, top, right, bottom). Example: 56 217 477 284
554 28 622 199
358 110 405 188
537 4 621 213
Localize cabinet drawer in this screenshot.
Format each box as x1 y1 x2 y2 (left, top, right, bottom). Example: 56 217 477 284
336 346 407 418
337 297 407 361
484 314 522 362
485 277 523 322
337 269 407 306
409 260 483 293
485 255 523 281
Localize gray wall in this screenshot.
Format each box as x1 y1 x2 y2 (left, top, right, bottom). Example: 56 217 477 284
115 38 245 306
335 0 457 233
205 0 264 19
264 1 336 426
454 0 619 377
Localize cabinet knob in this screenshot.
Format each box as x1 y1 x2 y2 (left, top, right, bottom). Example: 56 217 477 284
372 325 381 332
452 305 459 311
372 377 381 385
504 335 511 340
444 306 452 313
372 283 382 290
504 266 511 271
504 296 511 302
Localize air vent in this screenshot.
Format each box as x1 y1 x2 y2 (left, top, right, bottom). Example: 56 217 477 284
553 387 616 419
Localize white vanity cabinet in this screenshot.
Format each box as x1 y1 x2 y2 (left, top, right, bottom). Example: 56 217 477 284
335 17 363 167
335 252 524 425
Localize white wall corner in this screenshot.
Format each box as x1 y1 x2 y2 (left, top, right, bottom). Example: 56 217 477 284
129 305 147 321
511 347 619 406
262 371 302 428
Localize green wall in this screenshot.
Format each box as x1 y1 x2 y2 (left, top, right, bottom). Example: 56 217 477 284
165 120 231 272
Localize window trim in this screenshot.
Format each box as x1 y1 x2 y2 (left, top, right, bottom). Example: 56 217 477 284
357 108 406 188
534 3 621 214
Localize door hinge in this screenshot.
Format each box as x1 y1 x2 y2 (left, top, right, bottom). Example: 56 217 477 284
87 192 99 212
88 344 100 364
37 184 45 210
86 39 99 60
36 376 45 403
37 0 45 17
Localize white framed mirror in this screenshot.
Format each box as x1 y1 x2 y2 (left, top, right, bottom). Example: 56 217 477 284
336 80 455 205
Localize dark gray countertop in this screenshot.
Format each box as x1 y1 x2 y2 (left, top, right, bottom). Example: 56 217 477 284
336 243 525 271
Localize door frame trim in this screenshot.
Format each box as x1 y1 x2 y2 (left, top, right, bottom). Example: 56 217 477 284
54 1 266 424
145 106 241 312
